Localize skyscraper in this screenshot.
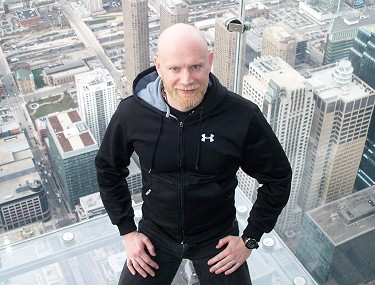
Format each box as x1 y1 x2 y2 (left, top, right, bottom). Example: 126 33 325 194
240 56 314 234
46 109 99 210
350 25 375 191
322 13 375 65
75 68 117 146
296 185 375 285
261 23 307 68
213 10 245 93
159 0 188 34
123 0 150 87
299 59 374 212
350 25 375 91
81 0 103 13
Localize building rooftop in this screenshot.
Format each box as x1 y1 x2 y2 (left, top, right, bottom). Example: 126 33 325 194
1 171 41 202
331 9 375 33
246 30 262 52
264 22 306 43
306 60 375 102
15 69 33 81
245 2 268 11
0 131 27 154
0 188 318 285
160 0 187 8
80 192 104 212
307 186 375 246
44 60 87 75
75 68 114 90
16 9 40 20
0 132 34 182
250 57 307 90
0 131 40 205
47 109 97 155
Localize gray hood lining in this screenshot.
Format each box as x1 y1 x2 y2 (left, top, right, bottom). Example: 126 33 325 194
136 72 171 118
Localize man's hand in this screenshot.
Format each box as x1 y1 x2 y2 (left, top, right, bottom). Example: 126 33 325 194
207 235 252 275
123 231 159 278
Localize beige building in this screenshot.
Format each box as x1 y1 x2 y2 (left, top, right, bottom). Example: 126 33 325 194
82 0 103 13
261 23 307 68
213 10 245 93
300 59 375 211
241 56 314 234
42 60 90 86
159 0 189 34
123 0 150 87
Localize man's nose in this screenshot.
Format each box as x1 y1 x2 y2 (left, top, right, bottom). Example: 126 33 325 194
180 70 194 85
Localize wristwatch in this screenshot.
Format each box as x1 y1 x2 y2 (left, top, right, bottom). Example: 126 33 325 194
241 235 259 249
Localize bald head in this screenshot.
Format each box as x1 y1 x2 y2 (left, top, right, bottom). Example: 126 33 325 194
157 23 209 59
153 23 213 112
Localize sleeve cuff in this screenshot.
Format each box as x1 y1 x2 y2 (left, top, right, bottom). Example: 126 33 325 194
118 220 137 236
243 224 264 242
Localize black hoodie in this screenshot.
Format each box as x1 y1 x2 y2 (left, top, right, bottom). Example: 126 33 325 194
95 66 292 244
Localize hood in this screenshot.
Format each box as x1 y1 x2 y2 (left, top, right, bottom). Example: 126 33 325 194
133 67 171 117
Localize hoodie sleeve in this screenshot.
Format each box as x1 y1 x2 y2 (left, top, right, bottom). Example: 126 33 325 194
95 104 137 236
240 106 292 241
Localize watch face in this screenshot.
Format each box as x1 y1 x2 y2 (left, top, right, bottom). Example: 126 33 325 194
245 238 259 249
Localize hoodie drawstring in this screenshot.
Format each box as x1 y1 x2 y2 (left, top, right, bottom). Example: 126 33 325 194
195 107 204 171
149 115 164 173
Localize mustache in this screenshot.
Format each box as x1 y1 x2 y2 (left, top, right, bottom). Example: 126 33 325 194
174 84 201 91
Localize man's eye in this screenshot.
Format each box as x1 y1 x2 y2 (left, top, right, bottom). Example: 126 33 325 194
171 67 179 71
192 65 201 69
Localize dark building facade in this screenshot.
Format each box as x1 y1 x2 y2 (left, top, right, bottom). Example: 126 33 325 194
296 186 375 285
46 110 99 210
350 26 375 191
0 180 51 230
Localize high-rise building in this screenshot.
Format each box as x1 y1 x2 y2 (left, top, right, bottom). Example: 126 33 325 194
299 59 375 212
46 109 99 210
354 117 375 191
82 0 103 13
261 23 307 68
159 0 188 34
240 56 314 234
296 185 375 285
245 29 262 67
350 25 375 91
0 132 50 230
213 10 245 93
123 0 150 86
322 12 375 65
76 157 142 221
75 68 117 146
350 25 375 191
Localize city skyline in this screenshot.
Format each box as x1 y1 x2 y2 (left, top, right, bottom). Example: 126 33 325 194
1 0 375 284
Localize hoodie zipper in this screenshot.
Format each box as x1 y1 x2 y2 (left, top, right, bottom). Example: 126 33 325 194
177 111 199 244
178 120 186 243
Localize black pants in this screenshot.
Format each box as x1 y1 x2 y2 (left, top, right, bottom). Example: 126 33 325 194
118 219 252 285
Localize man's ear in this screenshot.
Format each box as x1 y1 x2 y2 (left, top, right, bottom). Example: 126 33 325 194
153 56 159 69
208 51 214 69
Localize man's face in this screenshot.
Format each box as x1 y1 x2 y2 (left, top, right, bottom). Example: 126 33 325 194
154 41 213 112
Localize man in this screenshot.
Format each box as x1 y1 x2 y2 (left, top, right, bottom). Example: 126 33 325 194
95 23 292 285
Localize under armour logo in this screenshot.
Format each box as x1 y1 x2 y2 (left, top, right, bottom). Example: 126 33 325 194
201 134 214 143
